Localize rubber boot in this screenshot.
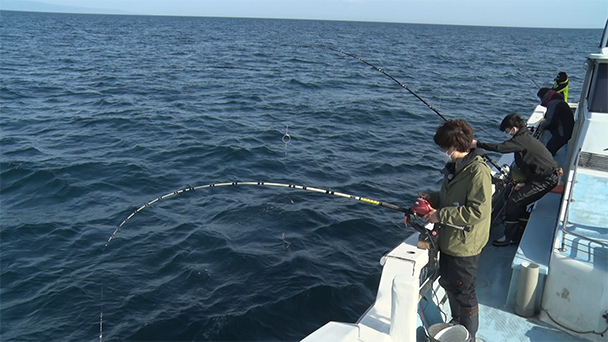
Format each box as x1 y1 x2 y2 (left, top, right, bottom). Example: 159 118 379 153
459 305 479 341
447 291 460 324
493 221 519 246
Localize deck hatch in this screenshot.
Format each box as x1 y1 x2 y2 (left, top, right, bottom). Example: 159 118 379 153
577 151 608 171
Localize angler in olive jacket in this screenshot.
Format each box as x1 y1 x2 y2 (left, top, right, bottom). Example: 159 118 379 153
418 119 492 341
427 147 492 257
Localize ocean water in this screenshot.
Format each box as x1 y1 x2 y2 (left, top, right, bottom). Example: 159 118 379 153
0 10 601 341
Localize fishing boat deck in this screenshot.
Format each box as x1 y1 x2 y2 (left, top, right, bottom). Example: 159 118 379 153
303 148 586 342
471 137 578 341
475 193 575 342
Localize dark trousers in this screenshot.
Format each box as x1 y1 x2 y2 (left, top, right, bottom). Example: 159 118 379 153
546 134 570 155
439 253 481 338
439 253 480 308
505 172 559 241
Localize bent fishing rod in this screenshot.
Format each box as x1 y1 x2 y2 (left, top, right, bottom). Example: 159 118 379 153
300 45 504 173
104 181 411 249
105 47 506 248
104 181 469 249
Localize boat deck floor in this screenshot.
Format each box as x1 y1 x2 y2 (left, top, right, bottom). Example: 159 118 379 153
475 218 576 341
468 134 580 341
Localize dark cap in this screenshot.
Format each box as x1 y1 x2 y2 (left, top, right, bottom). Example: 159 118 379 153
555 71 568 82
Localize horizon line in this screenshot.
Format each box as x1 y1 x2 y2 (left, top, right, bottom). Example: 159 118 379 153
1 9 604 30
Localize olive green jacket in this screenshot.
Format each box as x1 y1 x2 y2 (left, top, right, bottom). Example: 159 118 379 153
428 154 492 257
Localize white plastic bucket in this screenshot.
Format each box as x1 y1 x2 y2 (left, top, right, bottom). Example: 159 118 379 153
428 323 471 342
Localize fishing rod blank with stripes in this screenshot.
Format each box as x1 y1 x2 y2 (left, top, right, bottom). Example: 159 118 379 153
104 181 413 249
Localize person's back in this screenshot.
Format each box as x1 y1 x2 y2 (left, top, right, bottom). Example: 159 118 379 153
553 101 575 139
510 127 559 179
538 87 575 155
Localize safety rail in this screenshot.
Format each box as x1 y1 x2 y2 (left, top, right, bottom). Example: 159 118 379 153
557 150 608 261
559 229 608 260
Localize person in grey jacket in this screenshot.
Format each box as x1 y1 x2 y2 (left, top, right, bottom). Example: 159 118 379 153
537 87 574 155
472 113 560 247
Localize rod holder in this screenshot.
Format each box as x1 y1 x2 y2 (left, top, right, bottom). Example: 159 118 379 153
515 261 539 317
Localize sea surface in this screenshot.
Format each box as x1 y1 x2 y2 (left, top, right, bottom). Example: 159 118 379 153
0 10 601 341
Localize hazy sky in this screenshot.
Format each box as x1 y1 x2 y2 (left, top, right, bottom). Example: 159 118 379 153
2 0 607 29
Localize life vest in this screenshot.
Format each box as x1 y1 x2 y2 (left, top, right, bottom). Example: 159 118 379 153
552 78 569 102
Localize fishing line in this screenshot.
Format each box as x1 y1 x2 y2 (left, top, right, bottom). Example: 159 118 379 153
484 46 541 88
509 61 541 88
300 45 505 173
281 232 292 249
104 181 410 249
99 287 104 342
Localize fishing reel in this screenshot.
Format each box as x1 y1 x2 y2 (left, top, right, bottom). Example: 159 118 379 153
404 198 440 268
492 164 511 185
412 197 432 216
404 197 434 231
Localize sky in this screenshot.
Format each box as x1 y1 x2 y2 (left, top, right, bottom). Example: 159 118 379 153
1 0 607 29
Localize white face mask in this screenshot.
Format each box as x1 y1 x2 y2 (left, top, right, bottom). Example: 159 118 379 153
441 148 455 162
505 128 516 138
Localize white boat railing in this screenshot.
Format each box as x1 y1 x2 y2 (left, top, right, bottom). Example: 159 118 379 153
555 150 608 261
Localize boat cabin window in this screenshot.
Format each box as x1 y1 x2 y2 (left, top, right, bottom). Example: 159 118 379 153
588 63 608 113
